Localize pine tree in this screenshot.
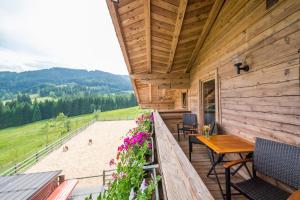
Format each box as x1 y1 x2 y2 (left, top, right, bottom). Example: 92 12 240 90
32 104 42 122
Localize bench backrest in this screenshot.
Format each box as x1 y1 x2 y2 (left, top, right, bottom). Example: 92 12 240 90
254 138 300 189
183 113 197 126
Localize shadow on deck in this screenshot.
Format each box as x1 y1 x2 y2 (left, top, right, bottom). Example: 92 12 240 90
175 134 247 200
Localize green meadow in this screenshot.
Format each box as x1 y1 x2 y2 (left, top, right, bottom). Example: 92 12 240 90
0 106 149 173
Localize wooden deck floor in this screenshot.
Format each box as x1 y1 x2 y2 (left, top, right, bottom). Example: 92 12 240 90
176 134 247 200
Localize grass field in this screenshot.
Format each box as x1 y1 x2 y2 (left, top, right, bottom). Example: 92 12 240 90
96 106 151 120
0 106 149 173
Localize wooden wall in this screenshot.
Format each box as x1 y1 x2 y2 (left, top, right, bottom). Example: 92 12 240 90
176 0 300 146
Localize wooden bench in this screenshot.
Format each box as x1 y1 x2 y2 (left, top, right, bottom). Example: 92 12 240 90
47 179 78 200
224 138 300 200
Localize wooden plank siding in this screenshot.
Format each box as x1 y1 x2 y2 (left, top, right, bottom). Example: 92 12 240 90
173 0 300 146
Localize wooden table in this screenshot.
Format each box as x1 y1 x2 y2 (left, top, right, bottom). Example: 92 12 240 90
195 134 254 200
196 135 254 154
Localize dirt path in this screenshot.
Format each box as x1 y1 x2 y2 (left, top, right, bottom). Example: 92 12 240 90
26 120 135 188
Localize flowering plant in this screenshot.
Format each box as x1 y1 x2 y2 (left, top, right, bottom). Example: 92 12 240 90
136 112 153 133
202 124 211 138
98 112 159 200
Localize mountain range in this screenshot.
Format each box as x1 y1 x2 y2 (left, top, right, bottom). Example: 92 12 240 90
0 67 132 100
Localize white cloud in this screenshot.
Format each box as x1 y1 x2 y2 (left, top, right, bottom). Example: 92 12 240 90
0 0 127 74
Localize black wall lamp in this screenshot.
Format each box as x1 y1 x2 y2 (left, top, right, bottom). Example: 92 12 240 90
234 62 250 74
233 55 250 74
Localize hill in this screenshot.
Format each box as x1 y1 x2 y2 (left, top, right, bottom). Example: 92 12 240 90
0 67 132 100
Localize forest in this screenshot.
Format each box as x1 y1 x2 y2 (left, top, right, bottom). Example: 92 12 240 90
0 93 137 129
0 67 132 100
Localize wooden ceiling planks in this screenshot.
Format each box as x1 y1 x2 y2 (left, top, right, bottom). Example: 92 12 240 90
144 0 152 73
171 0 214 73
185 0 225 73
166 0 188 73
107 0 217 108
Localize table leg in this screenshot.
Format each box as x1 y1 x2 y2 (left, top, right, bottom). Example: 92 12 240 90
207 149 226 200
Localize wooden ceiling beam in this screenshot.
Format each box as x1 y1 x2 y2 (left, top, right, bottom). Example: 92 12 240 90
158 82 190 89
148 84 152 102
130 73 190 79
140 102 174 109
144 0 152 73
106 0 140 103
140 78 189 85
106 0 132 74
185 0 225 73
131 79 140 103
166 0 188 73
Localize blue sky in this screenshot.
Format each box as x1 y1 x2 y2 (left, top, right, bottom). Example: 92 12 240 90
0 0 128 74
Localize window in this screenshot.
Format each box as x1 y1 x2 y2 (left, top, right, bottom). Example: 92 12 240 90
203 79 215 125
182 92 187 108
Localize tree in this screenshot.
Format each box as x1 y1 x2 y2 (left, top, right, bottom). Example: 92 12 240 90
32 103 42 122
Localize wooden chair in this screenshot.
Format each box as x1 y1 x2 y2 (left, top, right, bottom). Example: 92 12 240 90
224 138 300 200
176 113 197 141
188 121 216 161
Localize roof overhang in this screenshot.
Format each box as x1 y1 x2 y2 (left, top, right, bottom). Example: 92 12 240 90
106 0 225 109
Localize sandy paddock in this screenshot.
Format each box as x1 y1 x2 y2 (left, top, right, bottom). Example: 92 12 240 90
26 120 135 188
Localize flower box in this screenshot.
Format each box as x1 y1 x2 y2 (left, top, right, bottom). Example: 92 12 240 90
102 165 160 200
145 137 155 166
143 165 160 200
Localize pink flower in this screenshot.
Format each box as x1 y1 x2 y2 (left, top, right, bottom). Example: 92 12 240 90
148 143 152 149
118 145 124 152
109 159 115 166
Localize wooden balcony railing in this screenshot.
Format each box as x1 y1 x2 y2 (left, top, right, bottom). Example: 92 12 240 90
153 111 214 200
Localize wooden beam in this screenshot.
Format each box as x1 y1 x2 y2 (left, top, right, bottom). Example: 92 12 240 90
149 84 152 102
131 79 140 103
158 82 190 89
106 0 133 74
140 78 189 85
106 0 141 103
130 73 190 79
140 102 174 110
166 0 188 73
185 0 225 73
144 0 151 73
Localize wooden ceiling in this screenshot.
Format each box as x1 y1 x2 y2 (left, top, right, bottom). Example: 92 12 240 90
107 0 224 109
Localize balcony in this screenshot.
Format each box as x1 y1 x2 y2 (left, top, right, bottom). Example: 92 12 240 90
153 111 299 200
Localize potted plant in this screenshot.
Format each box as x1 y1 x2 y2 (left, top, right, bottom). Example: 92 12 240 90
203 124 211 138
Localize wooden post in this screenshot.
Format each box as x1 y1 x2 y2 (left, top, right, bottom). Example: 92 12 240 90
14 164 17 174
102 170 106 186
58 175 65 185
35 152 38 163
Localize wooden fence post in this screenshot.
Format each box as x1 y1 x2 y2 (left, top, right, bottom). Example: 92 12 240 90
14 164 17 174
103 170 106 186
